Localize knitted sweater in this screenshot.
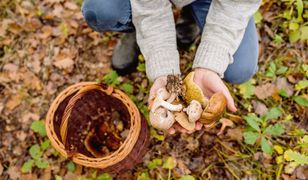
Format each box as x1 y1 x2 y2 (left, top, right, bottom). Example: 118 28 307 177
131 0 261 81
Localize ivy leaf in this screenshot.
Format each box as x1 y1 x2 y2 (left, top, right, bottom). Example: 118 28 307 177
41 140 50 151
66 161 76 172
179 175 195 180
97 173 113 180
21 159 34 173
243 131 259 145
147 158 162 170
264 124 285 136
31 121 46 137
293 96 308 107
29 144 42 160
265 107 282 120
295 80 308 90
243 114 261 132
284 149 308 165
120 83 134 94
103 70 120 86
35 158 49 169
162 157 176 170
238 79 255 99
261 137 273 155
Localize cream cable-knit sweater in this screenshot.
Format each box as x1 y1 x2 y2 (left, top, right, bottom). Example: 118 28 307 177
131 0 261 81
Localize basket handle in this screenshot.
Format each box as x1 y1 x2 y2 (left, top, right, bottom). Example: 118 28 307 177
60 84 114 147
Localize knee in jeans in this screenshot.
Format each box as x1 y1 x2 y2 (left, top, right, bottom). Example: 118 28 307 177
82 0 131 32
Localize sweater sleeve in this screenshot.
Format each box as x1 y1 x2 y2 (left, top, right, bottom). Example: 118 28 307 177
131 0 180 81
192 0 261 77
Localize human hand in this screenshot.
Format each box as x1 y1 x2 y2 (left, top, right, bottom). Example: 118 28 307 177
193 68 237 112
148 75 203 135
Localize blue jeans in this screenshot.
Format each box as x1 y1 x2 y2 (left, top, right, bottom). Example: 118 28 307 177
82 0 258 84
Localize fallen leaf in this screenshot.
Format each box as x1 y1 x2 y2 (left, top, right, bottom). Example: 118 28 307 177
53 58 74 69
0 163 3 176
254 83 277 100
6 93 23 110
7 166 21 180
252 100 268 116
226 127 243 142
3 63 19 72
275 77 294 97
64 2 78 10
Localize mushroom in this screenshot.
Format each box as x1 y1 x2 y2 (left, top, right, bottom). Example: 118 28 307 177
151 87 183 113
149 107 175 130
184 100 203 122
200 92 227 125
174 111 195 131
217 118 234 135
183 72 208 107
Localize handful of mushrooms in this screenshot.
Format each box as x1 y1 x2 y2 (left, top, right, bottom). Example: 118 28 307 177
149 72 227 131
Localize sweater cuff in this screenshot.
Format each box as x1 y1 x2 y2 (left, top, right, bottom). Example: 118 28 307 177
192 41 233 78
145 50 181 81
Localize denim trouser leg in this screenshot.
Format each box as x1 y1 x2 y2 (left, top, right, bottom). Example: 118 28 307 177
189 0 259 84
81 0 134 32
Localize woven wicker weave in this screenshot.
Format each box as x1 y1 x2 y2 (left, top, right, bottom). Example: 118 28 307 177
45 82 149 173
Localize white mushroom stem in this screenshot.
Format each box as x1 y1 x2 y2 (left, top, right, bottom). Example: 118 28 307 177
184 100 203 123
150 108 175 130
167 93 177 103
151 88 183 113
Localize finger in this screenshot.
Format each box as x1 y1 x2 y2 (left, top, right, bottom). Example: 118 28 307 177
195 122 203 130
173 123 188 133
221 87 237 112
168 127 176 135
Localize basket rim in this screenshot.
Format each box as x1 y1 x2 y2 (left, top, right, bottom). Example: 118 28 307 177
45 82 141 169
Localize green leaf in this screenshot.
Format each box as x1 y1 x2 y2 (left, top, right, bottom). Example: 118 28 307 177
244 114 261 132
295 80 308 90
41 140 50 151
163 157 176 170
300 26 308 40
293 96 308 106
66 161 76 172
103 70 120 86
289 22 299 30
261 137 273 155
55 175 63 180
253 11 263 24
31 121 47 137
279 89 289 98
273 34 284 45
179 175 195 180
150 128 164 141
265 62 276 78
276 66 288 75
147 158 162 170
284 149 308 165
29 144 42 160
243 131 259 145
137 63 145 72
289 30 300 43
265 107 282 120
238 79 255 99
21 159 34 173
137 172 150 180
296 0 303 20
120 83 134 94
264 124 285 136
97 173 113 180
35 158 49 169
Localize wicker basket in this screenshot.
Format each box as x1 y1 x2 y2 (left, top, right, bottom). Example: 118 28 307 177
45 82 150 173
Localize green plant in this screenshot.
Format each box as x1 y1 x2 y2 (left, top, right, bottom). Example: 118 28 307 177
243 107 285 155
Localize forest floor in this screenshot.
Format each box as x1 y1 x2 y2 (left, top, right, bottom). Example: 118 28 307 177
0 0 307 179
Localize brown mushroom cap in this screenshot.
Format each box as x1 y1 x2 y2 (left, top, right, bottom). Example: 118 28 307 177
200 92 227 125
174 111 195 131
183 72 208 107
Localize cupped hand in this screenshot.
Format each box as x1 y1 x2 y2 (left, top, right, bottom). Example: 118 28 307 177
193 68 237 112
148 75 203 135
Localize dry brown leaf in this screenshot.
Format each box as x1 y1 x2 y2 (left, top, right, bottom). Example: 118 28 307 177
6 93 23 110
3 63 19 72
38 25 53 39
7 166 21 180
226 127 243 142
0 163 3 176
252 100 268 116
275 77 294 97
255 83 277 100
21 112 39 123
21 174 38 180
64 2 78 10
53 58 74 69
